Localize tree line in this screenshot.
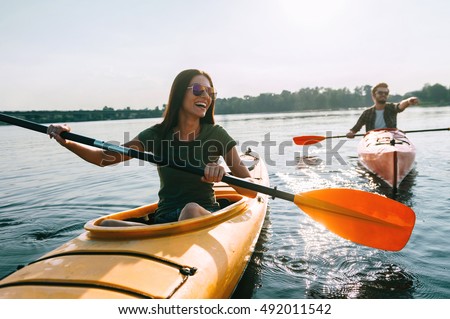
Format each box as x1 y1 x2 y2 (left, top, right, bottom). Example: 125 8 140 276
2 83 449 124
214 83 449 114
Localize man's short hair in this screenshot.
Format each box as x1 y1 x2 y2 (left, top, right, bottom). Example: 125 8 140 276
371 82 389 95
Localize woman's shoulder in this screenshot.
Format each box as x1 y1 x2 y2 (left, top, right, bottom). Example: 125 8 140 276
138 123 164 141
201 123 229 136
200 124 236 154
201 124 236 145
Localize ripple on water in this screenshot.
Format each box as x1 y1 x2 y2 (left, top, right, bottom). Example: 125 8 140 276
293 250 419 299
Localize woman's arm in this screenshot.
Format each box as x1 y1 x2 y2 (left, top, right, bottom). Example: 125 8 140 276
47 124 144 166
223 146 258 198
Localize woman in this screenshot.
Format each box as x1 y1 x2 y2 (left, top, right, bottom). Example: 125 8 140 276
48 69 256 225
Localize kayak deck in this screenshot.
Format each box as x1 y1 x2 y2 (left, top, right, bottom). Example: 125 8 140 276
358 129 416 188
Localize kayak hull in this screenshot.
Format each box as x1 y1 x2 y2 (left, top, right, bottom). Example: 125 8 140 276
358 129 416 188
0 152 269 299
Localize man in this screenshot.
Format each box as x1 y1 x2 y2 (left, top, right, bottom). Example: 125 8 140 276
346 82 419 138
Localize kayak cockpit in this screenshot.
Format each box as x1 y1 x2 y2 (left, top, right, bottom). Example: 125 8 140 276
84 191 249 239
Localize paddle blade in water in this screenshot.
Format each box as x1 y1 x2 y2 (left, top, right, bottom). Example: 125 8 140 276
292 135 325 145
293 188 415 251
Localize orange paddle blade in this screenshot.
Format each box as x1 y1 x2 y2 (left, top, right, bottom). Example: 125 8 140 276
294 188 415 251
292 135 325 145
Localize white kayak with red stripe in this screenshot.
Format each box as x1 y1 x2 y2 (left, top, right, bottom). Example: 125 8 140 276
357 129 416 188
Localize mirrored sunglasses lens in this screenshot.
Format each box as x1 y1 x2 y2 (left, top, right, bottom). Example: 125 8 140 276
192 84 216 98
192 84 204 96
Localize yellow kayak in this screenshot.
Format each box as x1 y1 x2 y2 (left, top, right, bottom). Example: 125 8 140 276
0 151 269 299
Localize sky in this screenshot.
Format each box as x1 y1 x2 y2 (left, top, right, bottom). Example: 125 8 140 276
1 0 449 111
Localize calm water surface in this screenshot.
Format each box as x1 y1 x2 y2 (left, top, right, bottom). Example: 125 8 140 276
1 107 449 298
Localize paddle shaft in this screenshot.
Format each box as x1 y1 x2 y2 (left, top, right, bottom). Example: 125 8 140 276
0 113 295 202
326 127 449 139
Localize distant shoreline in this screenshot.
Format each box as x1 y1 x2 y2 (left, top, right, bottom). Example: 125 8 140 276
1 104 446 126
0 108 163 125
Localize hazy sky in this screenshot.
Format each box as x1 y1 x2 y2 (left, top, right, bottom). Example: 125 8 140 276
1 0 449 111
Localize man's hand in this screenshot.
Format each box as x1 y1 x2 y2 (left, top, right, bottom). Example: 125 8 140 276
346 131 356 139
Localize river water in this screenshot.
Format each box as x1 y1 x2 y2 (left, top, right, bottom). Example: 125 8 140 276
1 106 449 299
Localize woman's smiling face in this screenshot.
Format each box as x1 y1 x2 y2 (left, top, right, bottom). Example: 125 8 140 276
181 75 213 118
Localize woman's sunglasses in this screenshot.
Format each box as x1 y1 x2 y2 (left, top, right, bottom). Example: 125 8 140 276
187 83 217 99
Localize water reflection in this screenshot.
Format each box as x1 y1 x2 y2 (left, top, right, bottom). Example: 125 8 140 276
295 155 323 169
357 162 417 204
303 252 417 299
354 263 417 298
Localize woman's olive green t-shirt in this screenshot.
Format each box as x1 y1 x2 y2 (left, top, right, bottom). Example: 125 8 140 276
138 124 237 215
